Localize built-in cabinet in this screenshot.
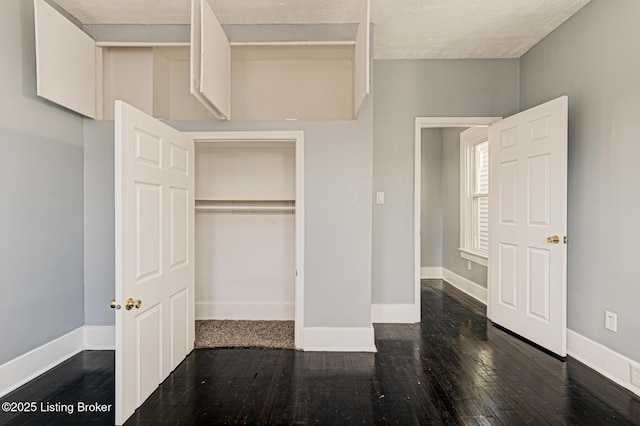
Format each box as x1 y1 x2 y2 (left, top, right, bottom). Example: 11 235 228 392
34 0 208 120
34 0 370 121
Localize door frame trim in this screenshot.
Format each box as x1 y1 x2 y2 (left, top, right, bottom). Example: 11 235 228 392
413 117 500 319
186 130 305 349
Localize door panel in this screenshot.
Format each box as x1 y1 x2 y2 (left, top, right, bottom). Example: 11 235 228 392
170 289 189 369
170 188 189 267
528 155 551 225
200 0 231 119
135 183 162 280
190 0 230 119
499 161 518 224
135 306 162 406
34 0 97 118
489 96 568 357
354 0 370 118
115 101 194 424
527 247 550 321
498 243 518 309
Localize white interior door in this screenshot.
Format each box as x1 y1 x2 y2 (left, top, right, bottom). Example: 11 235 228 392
190 0 231 119
115 101 195 424
34 0 97 118
488 96 568 357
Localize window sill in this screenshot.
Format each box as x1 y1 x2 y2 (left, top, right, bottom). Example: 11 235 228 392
459 248 488 267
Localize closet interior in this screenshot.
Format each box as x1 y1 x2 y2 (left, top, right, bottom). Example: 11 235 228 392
194 140 297 345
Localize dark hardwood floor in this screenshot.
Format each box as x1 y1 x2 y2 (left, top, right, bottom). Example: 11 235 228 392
0 350 114 425
2 279 639 425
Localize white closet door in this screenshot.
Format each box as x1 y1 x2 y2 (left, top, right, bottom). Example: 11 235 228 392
34 0 97 118
115 101 195 424
354 0 370 118
190 0 231 120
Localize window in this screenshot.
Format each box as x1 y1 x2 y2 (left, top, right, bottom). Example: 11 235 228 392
460 127 489 266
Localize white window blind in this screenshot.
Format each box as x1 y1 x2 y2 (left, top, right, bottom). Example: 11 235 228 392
474 141 489 251
459 127 489 266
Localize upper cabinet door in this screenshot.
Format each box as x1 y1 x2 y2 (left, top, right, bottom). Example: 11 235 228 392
34 0 97 118
354 0 370 118
190 0 231 120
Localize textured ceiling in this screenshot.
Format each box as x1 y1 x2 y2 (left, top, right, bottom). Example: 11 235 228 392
53 0 591 59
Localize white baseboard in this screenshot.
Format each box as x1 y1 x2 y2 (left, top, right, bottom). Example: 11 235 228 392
302 326 377 352
442 268 487 304
371 303 419 324
0 327 84 398
567 330 640 397
420 267 443 279
196 302 294 321
0 325 117 398
83 326 116 350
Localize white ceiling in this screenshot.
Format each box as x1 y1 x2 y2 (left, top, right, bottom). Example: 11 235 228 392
54 0 591 59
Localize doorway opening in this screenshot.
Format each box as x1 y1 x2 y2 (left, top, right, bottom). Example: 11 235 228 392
413 118 500 316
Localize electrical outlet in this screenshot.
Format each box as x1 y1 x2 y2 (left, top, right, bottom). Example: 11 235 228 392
604 311 617 332
631 365 640 388
467 260 472 271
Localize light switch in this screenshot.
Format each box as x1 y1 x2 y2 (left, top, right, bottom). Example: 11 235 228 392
376 192 385 205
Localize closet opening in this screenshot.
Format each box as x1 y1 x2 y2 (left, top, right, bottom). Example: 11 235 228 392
189 133 305 349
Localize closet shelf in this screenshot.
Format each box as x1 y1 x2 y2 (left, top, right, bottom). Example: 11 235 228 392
195 200 295 213
195 205 295 212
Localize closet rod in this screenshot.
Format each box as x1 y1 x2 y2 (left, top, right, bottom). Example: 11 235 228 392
195 205 295 212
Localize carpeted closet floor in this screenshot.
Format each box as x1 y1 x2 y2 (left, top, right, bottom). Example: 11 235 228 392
195 320 295 349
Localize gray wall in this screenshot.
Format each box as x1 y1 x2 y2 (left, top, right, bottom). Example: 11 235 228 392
0 0 84 364
84 121 115 326
373 59 519 304
420 128 442 267
520 0 640 362
441 128 488 287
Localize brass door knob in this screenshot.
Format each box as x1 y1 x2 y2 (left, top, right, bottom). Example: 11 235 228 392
110 299 121 310
547 235 560 244
125 298 142 310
